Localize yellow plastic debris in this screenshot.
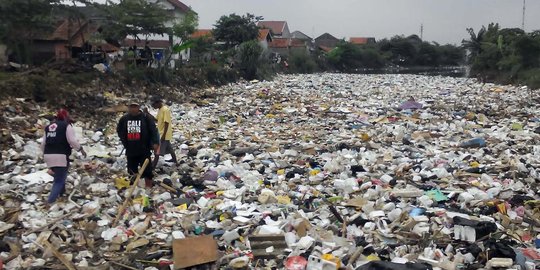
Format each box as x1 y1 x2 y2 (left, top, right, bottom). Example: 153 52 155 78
276 195 291 205
219 213 230 221
366 254 381 261
321 254 341 268
272 103 283 110
133 196 150 207
277 169 286 175
104 91 115 99
470 161 480 168
360 133 370 142
511 123 523 131
310 169 321 176
114 177 130 190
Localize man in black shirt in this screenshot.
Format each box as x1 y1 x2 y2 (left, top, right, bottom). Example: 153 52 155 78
117 101 160 187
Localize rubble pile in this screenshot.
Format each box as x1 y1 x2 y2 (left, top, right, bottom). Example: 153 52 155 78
2 73 540 270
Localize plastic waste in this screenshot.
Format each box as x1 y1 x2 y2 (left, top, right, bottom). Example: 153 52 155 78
356 261 433 270
285 256 308 270
460 138 486 148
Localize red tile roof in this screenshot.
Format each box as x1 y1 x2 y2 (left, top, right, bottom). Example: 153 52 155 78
191 29 212 39
258 29 271 41
166 0 191 12
319 45 333 52
269 38 306 48
269 38 289 48
289 38 306 48
123 39 171 49
51 20 70 40
349 37 369 45
97 43 120 52
258 21 287 35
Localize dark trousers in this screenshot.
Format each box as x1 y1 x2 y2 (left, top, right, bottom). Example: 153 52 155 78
127 154 153 183
48 166 69 204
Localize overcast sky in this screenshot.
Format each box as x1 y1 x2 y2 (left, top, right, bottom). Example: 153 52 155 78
180 0 540 45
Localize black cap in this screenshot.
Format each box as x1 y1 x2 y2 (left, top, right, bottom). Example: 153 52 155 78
151 97 163 105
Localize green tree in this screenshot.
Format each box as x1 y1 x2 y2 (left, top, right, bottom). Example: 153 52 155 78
462 26 487 60
327 41 362 72
513 35 540 68
0 0 63 64
236 40 263 80
465 23 540 88
378 35 417 66
172 10 198 42
190 37 215 63
416 42 439 66
289 52 317 74
166 10 198 67
359 47 385 68
213 13 262 49
99 0 173 43
438 44 465 66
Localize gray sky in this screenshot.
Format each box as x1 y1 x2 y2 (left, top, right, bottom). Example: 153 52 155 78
181 0 540 45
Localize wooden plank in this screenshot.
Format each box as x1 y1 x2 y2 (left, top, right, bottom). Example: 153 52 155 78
249 235 287 259
252 248 287 259
43 240 77 270
249 240 288 249
173 235 219 269
110 261 138 270
248 235 286 242
113 159 149 227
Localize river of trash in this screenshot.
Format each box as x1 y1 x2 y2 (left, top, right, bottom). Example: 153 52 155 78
2 73 540 270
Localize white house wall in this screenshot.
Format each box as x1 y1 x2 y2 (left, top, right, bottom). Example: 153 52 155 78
129 0 190 62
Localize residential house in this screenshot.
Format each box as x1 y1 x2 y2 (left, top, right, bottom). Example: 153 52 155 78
291 30 315 52
315 33 340 52
349 37 376 45
257 21 290 38
124 0 194 65
32 18 119 64
268 38 308 58
258 29 273 50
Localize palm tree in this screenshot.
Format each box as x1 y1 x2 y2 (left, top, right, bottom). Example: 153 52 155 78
462 26 486 60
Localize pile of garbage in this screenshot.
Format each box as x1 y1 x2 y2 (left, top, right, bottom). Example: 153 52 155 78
2 73 540 270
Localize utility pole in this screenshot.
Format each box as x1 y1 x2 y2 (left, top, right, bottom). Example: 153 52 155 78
420 24 424 40
522 0 526 30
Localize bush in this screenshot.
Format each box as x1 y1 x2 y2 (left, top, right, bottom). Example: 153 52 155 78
175 67 206 86
328 42 387 72
122 66 147 85
236 40 264 80
206 64 239 86
289 52 317 74
518 68 540 89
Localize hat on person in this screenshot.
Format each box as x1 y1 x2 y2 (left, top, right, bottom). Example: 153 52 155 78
128 100 140 107
57 109 69 121
151 97 163 105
